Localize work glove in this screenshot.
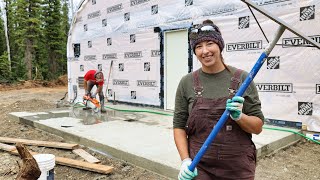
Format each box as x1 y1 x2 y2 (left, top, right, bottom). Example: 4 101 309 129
226 96 244 121
178 158 198 180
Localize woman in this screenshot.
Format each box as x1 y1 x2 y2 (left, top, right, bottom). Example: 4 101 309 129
173 19 264 180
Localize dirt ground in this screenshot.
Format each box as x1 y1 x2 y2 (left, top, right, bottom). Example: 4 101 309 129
0 82 319 180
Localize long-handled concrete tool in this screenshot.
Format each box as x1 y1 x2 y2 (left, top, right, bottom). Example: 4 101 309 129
188 0 320 172
105 60 114 100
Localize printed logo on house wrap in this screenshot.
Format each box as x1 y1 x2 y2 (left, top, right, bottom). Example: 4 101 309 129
84 55 96 61
88 11 101 19
102 19 107 27
119 63 124 71
137 80 157 87
316 84 320 94
151 50 160 57
144 62 150 71
130 0 150 6
113 79 129 86
256 83 292 93
226 40 262 51
298 102 313 115
252 0 291 6
282 35 320 47
267 56 280 69
88 41 92 48
130 34 136 43
107 4 123 13
151 5 158 15
131 91 137 99
107 89 113 97
107 38 112 46
124 13 130 21
300 5 315 21
103 53 117 60
185 0 193 6
239 16 250 29
204 4 237 16
124 51 143 58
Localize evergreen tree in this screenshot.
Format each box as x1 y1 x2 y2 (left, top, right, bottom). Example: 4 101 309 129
0 7 10 81
42 0 65 79
4 0 18 80
2 0 70 81
15 0 42 80
0 10 6 54
60 0 70 75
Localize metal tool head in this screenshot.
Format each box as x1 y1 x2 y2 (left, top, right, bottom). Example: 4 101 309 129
241 0 320 49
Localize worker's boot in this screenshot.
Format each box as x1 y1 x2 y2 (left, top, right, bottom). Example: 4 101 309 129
100 100 106 113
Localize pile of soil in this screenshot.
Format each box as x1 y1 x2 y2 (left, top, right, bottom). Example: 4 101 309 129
0 74 68 91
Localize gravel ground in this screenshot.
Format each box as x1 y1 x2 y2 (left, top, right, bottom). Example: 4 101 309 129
0 85 319 180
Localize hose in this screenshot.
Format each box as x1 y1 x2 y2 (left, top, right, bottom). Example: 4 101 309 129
71 103 320 144
262 126 320 145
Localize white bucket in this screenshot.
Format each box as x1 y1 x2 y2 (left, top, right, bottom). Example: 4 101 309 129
33 154 55 180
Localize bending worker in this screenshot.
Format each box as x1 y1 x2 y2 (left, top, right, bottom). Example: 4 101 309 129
84 69 107 113
173 19 264 179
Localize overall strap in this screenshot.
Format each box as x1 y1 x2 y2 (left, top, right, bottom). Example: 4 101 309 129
228 68 243 96
192 69 203 97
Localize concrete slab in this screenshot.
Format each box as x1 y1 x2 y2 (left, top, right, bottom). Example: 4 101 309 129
9 104 301 179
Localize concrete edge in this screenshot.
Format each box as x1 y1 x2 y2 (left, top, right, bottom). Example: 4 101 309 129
15 115 177 179
257 132 301 159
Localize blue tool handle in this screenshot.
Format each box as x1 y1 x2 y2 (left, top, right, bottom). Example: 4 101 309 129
188 52 267 171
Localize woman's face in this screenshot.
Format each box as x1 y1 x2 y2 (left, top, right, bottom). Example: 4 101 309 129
194 40 224 73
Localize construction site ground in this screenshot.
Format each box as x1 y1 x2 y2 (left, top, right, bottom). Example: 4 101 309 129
0 81 319 180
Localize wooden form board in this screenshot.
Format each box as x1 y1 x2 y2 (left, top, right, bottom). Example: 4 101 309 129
0 142 16 152
0 143 113 174
0 137 79 150
72 148 101 164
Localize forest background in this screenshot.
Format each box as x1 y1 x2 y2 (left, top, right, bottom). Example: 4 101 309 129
0 0 73 82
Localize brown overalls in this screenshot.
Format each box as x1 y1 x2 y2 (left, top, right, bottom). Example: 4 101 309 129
186 69 256 180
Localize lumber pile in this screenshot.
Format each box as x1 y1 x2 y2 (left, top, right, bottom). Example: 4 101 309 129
0 137 113 175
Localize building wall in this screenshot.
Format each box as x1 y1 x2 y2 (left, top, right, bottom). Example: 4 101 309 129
67 0 320 131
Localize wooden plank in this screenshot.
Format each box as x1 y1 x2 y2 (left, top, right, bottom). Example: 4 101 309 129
0 144 113 175
72 148 101 164
0 137 79 150
55 157 113 174
0 142 17 152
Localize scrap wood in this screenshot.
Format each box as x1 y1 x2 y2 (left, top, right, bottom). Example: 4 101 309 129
55 156 112 174
0 143 114 175
0 136 79 150
0 142 16 152
16 143 41 180
72 148 101 164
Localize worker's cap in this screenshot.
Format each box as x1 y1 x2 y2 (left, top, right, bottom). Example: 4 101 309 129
189 19 225 53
